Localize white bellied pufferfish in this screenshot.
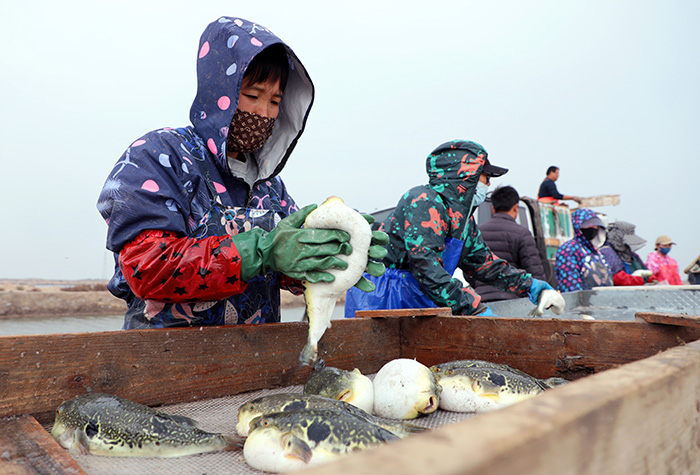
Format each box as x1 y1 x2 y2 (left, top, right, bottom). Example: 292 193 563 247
243 408 398 473
299 196 371 366
302 359 374 414
51 393 242 457
372 358 442 420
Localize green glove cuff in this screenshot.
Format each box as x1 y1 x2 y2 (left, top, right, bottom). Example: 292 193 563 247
232 228 268 282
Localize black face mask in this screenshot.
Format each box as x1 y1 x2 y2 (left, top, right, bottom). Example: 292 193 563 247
580 227 598 242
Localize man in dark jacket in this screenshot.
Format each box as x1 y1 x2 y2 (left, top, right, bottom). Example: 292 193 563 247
473 186 547 301
538 166 582 204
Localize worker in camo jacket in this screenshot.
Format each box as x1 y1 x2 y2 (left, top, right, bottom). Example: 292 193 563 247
345 140 554 317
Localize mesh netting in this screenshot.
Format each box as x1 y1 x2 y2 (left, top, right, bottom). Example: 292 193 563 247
46 377 475 474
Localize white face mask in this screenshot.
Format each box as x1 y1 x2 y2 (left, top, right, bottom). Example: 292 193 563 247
591 228 606 250
471 181 489 209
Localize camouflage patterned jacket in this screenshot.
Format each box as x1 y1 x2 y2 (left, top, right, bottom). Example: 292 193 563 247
378 140 533 315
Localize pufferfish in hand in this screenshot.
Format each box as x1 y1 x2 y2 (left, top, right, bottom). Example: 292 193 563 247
298 197 372 366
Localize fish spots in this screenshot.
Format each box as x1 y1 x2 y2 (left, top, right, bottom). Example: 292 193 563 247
285 401 306 412
85 422 99 438
198 41 210 58
141 180 159 193
489 372 507 387
307 420 331 444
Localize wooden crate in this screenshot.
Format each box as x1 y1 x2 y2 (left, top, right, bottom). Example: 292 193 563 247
1 310 699 474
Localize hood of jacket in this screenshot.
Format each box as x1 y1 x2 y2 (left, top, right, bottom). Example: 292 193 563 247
190 16 314 182
426 140 487 215
571 208 601 252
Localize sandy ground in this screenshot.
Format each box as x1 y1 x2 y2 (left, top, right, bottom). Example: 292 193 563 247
0 279 309 319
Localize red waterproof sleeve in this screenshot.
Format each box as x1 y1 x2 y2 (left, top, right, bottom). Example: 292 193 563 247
612 270 645 286
279 275 304 296
119 230 247 302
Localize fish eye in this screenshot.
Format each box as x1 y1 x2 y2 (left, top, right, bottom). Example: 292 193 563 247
261 418 269 427
249 403 255 410
445 369 453 376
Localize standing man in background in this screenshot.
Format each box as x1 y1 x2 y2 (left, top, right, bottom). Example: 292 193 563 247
473 186 547 302
538 166 582 205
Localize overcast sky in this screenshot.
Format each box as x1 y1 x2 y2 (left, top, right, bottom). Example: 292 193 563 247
1 1 698 281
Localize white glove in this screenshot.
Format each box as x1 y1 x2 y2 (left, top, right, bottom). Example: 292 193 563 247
632 269 653 279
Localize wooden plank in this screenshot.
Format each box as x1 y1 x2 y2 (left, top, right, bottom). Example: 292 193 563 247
579 194 621 207
302 337 700 475
0 318 400 423
636 311 700 328
398 316 700 379
354 307 452 318
0 415 86 475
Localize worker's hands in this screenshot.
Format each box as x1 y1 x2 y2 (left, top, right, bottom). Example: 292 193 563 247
237 204 352 283
632 269 653 279
528 279 556 305
475 306 497 317
573 196 583 204
353 214 389 292
632 269 657 284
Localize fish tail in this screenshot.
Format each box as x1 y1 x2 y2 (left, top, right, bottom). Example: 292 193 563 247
403 422 429 434
223 434 246 449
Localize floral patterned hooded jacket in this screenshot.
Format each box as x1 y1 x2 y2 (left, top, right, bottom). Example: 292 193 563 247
96 17 313 328
348 140 532 316
554 208 613 292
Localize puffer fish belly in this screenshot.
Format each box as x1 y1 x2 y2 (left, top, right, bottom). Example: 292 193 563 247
438 375 500 413
243 426 320 473
373 358 441 420
299 197 371 365
435 368 543 413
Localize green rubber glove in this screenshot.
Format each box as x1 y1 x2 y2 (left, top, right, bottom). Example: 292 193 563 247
353 214 389 292
235 204 352 283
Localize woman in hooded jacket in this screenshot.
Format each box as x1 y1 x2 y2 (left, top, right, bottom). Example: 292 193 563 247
344 140 554 317
599 221 654 286
97 17 385 329
554 208 613 292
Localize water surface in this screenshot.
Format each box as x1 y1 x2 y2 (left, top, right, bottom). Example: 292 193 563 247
0 305 345 336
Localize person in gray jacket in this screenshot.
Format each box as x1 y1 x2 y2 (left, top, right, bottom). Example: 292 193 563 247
473 186 546 301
